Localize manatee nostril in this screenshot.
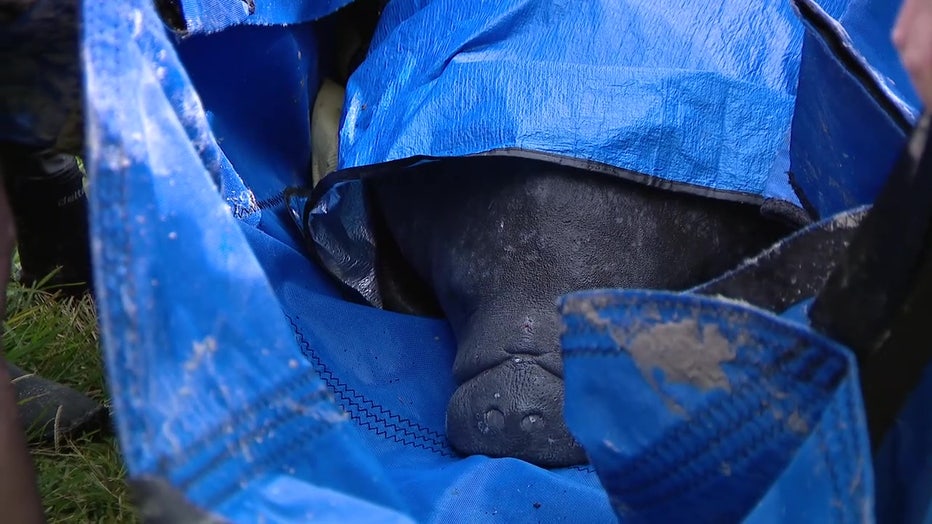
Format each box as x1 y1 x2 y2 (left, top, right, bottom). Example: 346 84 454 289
520 412 545 432
484 408 505 431
446 360 587 467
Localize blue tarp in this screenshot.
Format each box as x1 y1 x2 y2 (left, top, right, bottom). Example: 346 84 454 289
306 0 917 308
340 0 811 203
3 0 930 521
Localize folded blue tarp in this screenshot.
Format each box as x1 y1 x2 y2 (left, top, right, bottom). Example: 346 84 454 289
3 0 928 521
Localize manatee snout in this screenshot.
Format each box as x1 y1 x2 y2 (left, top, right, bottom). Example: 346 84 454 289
369 156 793 467
445 301 584 466
447 359 586 467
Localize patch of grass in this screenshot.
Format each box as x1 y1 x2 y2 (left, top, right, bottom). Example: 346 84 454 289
3 271 137 523
30 439 134 523
5 279 105 400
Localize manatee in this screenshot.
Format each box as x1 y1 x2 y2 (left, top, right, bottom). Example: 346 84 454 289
367 156 794 467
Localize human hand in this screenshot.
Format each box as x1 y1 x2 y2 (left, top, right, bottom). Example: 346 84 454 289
894 0 932 108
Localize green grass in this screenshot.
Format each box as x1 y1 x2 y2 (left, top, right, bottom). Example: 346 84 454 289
3 272 136 523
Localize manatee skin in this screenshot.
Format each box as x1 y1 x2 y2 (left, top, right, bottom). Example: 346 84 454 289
368 156 792 467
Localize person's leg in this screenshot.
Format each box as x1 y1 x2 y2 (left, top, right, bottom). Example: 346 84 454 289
0 146 91 294
0 144 106 445
0 166 45 524
1 0 105 449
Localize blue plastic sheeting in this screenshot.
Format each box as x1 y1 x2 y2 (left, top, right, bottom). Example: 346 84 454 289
788 0 915 218
308 0 860 307
339 0 843 205
81 3 616 519
174 0 354 35
82 1 411 520
173 22 322 237
560 288 873 523
52 0 932 522
80 1 615 522
834 0 922 120
802 0 920 122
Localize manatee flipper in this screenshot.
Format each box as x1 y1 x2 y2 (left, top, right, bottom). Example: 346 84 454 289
369 157 792 467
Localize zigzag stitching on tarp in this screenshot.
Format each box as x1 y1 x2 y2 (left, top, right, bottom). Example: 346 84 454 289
152 370 326 477
292 334 453 454
288 318 599 471
255 192 287 210
288 316 456 456
358 418 456 456
562 311 847 509
300 355 454 456
171 388 335 491
312 368 451 452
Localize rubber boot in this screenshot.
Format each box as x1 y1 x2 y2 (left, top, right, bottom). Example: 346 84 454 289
8 362 107 444
0 146 92 295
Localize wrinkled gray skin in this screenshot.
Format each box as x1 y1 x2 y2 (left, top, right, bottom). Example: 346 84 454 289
369 157 791 467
